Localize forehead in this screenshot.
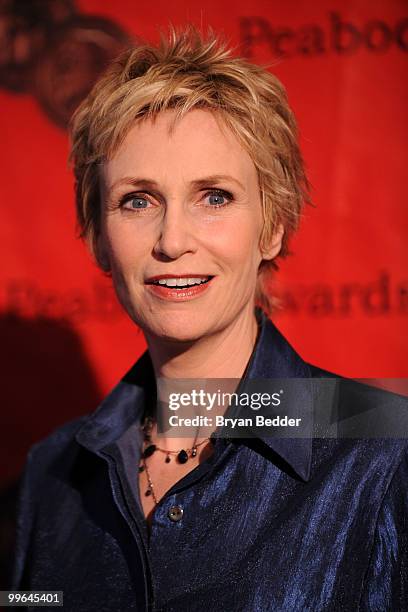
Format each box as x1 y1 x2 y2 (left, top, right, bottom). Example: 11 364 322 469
100 108 258 190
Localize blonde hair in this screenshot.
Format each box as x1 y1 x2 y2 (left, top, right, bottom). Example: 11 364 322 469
68 24 312 314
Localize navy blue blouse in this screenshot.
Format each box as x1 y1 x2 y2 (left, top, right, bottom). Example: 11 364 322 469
13 309 408 611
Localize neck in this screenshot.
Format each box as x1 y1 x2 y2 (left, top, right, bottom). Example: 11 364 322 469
145 305 260 380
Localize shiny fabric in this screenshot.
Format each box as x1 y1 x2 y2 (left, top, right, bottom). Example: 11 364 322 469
13 309 408 611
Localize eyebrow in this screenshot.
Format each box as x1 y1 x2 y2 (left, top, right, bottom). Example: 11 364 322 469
108 174 245 192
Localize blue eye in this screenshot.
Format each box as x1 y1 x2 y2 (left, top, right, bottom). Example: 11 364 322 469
206 190 232 207
129 197 149 209
208 194 225 205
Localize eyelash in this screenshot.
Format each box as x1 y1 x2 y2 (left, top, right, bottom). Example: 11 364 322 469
118 189 234 212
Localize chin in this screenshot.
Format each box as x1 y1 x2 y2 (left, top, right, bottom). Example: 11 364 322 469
141 310 215 344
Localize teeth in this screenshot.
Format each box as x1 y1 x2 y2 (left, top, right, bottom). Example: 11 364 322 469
155 276 209 287
159 278 177 286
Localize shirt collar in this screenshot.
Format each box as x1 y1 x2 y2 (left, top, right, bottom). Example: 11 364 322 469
238 307 314 482
76 307 313 481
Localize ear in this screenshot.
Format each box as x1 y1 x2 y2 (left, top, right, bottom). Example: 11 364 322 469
261 223 284 261
95 233 111 273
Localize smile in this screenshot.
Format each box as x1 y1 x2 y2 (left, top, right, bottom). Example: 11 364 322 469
148 276 212 288
145 276 215 301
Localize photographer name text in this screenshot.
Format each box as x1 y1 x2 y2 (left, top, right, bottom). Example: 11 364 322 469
168 415 302 428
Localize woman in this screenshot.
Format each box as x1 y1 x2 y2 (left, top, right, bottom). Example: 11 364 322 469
13 25 408 611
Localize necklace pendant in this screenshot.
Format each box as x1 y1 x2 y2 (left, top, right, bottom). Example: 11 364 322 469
165 454 171 463
177 449 188 464
191 447 197 458
143 444 156 458
145 488 152 497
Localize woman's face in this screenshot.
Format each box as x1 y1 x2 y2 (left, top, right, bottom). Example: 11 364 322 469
98 108 283 342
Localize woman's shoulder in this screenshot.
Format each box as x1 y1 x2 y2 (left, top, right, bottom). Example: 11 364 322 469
30 414 89 453
308 361 408 431
22 414 91 485
306 361 408 479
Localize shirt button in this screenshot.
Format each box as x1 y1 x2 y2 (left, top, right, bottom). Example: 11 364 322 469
168 505 184 522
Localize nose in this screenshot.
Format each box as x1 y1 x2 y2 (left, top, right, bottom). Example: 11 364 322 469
153 203 196 261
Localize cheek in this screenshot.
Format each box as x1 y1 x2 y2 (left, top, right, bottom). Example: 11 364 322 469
208 214 263 270
104 221 149 271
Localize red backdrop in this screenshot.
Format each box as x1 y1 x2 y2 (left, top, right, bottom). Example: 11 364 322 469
1 0 407 486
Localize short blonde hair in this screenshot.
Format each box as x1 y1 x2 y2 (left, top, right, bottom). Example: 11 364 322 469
69 24 311 314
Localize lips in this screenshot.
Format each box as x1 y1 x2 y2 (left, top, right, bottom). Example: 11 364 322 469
145 274 214 287
144 275 215 301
